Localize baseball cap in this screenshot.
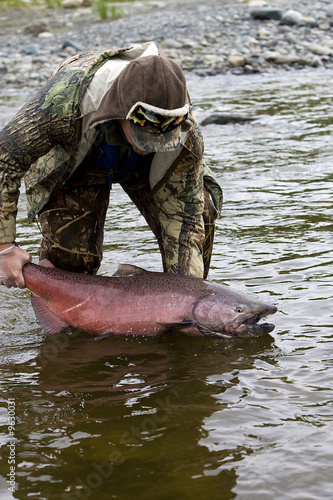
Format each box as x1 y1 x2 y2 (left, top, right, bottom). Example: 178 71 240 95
89 55 192 152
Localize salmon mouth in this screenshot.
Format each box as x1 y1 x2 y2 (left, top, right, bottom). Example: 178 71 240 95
198 308 277 339
234 307 277 337
238 315 276 336
197 316 276 339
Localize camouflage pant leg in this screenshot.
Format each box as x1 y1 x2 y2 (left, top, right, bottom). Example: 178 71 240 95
38 185 110 274
121 174 217 279
202 188 218 279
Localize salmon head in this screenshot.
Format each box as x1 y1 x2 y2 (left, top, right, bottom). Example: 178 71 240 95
192 286 277 339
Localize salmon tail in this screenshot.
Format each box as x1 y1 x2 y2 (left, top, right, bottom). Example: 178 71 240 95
31 293 69 335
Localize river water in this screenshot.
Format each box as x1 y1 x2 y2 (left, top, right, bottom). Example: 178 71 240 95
0 68 332 500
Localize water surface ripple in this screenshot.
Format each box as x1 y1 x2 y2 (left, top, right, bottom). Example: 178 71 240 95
0 69 332 500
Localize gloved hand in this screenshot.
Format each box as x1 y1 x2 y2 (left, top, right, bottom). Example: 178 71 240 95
0 244 32 288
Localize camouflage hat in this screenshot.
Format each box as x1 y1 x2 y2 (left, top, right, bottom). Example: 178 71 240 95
89 55 191 152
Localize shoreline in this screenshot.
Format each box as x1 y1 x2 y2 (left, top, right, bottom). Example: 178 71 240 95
0 0 333 88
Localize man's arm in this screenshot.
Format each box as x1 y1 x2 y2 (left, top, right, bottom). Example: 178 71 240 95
0 79 76 286
153 126 206 278
153 123 222 278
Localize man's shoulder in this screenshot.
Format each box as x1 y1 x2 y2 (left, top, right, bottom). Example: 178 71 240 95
51 42 159 79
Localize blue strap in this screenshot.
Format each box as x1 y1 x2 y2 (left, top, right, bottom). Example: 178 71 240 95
96 140 119 171
96 140 142 188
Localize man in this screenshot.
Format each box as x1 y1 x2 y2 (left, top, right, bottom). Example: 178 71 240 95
0 42 222 289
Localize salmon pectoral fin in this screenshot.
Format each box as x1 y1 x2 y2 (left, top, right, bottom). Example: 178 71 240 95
31 293 69 335
157 319 194 330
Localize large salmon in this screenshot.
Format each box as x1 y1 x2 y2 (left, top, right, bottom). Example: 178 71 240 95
23 262 277 339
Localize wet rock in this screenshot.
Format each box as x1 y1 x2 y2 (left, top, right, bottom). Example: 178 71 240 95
308 55 324 67
257 27 272 39
306 43 332 56
13 60 34 76
326 3 333 16
300 16 318 27
284 32 298 44
61 40 84 51
280 10 304 26
38 31 55 39
24 44 39 55
61 46 77 55
162 38 183 49
62 0 89 8
250 8 283 21
181 39 198 50
228 54 245 67
201 114 255 126
263 50 301 65
23 22 50 37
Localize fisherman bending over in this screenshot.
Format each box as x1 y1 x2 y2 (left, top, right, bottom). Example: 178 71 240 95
0 42 222 289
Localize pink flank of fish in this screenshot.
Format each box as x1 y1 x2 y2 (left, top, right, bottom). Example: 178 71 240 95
22 261 277 339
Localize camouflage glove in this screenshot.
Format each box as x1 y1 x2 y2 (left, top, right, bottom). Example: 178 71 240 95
0 244 32 289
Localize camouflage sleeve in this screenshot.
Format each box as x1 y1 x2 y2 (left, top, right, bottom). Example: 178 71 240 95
0 76 78 243
153 125 206 278
0 51 116 244
0 114 74 244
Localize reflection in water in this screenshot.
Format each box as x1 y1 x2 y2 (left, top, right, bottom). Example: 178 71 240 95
1 332 276 500
0 69 333 499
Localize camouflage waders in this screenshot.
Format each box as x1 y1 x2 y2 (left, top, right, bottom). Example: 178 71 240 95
38 156 218 278
38 185 110 275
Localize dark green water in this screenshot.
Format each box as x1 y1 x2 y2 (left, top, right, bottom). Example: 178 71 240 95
0 68 332 499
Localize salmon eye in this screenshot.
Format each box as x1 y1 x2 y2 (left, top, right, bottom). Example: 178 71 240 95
236 306 244 313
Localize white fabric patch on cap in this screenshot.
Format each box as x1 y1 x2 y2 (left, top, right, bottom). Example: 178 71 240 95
126 101 190 120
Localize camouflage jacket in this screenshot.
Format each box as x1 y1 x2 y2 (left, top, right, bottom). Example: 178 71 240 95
0 42 222 277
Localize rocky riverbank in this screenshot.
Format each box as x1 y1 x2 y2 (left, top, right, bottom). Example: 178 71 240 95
1 0 333 87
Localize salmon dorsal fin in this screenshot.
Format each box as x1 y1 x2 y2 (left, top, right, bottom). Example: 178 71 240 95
112 264 148 277
39 259 56 269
